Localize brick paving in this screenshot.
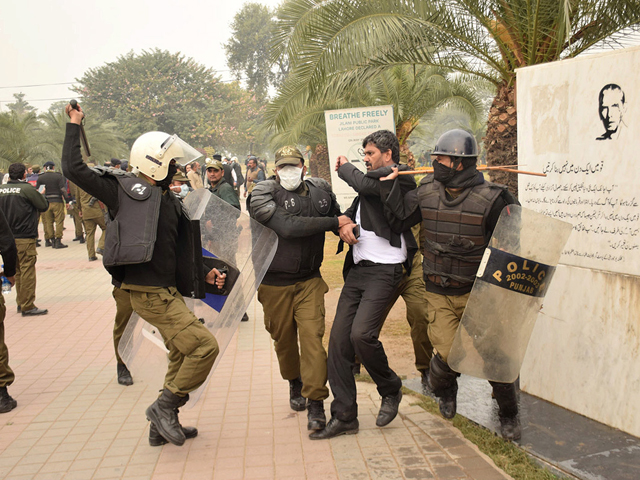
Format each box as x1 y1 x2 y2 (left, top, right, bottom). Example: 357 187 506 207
0 226 512 480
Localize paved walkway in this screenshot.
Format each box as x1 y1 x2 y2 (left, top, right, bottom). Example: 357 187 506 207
0 226 512 480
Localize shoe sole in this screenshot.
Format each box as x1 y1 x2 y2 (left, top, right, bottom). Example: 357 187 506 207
145 407 186 446
309 428 358 440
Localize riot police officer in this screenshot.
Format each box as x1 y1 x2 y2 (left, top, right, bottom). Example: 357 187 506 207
380 129 521 440
249 146 347 431
62 103 226 447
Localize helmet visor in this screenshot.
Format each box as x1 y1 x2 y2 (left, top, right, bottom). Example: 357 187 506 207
160 135 202 166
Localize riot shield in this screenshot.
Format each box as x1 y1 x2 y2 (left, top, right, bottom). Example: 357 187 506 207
448 205 572 383
118 189 278 406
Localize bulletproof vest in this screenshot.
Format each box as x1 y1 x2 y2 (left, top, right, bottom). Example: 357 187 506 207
268 181 332 274
102 172 162 267
418 178 504 287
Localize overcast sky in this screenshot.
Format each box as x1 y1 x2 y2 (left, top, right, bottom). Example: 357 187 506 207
0 0 283 112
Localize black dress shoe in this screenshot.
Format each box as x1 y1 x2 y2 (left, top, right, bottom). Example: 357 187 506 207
376 390 402 427
149 423 198 446
22 307 48 316
309 417 359 440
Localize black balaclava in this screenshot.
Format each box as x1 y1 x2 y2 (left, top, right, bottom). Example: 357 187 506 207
156 162 178 190
433 156 483 189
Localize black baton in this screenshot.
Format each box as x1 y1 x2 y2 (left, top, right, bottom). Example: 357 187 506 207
69 99 91 157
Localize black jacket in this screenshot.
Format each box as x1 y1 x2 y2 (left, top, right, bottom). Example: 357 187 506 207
0 180 49 239
36 171 68 203
62 123 205 292
0 208 17 278
337 163 417 278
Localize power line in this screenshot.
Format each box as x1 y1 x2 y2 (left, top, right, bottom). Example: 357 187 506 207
0 96 84 103
0 82 76 90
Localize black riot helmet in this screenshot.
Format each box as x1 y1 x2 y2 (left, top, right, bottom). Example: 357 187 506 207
433 129 478 158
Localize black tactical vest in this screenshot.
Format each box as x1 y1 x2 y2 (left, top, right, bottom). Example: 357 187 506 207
268 181 333 275
102 174 162 267
418 178 504 287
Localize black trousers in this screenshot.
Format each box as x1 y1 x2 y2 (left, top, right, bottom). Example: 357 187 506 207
328 262 404 422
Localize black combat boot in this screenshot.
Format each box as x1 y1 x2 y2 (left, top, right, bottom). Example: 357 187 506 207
289 377 306 411
145 389 188 446
149 423 198 447
72 235 83 241
117 363 133 386
307 400 326 431
0 387 17 413
79 236 85 244
429 355 459 419
53 238 68 249
491 381 521 441
45 239 52 247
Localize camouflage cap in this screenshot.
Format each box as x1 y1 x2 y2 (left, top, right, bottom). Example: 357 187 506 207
205 158 224 170
275 146 304 167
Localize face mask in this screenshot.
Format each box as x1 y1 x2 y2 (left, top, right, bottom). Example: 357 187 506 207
432 160 457 185
156 163 178 190
278 166 303 191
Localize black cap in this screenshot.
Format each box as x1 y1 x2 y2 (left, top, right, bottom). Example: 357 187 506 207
213 154 222 160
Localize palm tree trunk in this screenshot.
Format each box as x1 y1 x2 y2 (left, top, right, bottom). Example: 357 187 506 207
485 82 518 196
314 144 332 184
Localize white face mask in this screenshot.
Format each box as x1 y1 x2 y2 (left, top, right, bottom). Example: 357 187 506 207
278 165 303 191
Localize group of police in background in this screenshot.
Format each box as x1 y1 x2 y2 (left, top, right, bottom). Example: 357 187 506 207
0 98 521 446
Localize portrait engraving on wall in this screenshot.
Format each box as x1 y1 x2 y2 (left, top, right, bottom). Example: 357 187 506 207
596 84 626 141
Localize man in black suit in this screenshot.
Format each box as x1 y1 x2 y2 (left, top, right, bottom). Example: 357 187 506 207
310 130 417 439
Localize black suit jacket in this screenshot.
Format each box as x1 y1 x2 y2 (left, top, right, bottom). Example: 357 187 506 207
337 163 417 279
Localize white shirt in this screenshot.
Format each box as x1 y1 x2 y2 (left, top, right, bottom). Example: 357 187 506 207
352 204 407 265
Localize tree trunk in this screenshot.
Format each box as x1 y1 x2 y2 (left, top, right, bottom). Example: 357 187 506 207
314 144 331 184
484 82 518 196
399 143 416 169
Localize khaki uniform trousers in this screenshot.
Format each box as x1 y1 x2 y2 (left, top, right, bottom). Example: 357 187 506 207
258 276 330 401
112 286 134 365
124 284 219 397
380 259 433 371
424 291 470 363
70 205 84 238
0 294 14 388
84 216 106 258
42 202 66 240
15 239 37 311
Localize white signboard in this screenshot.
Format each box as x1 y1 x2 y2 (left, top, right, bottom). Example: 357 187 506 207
518 46 640 276
325 105 395 209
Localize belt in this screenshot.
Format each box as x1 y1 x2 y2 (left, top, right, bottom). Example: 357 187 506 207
427 274 469 288
356 260 401 267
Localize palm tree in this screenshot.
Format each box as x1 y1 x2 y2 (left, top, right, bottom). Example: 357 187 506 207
271 0 640 192
0 111 47 169
266 64 488 177
38 110 129 167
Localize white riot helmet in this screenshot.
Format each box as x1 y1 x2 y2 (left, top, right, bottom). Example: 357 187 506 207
129 132 202 180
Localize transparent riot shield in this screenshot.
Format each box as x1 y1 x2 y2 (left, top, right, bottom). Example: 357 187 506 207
448 205 572 383
118 189 278 406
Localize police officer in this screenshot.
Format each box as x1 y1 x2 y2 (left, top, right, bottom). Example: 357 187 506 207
380 129 521 440
0 163 49 316
206 158 240 210
0 208 18 413
37 161 69 249
68 181 86 243
63 103 227 447
249 146 347 431
73 180 106 261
